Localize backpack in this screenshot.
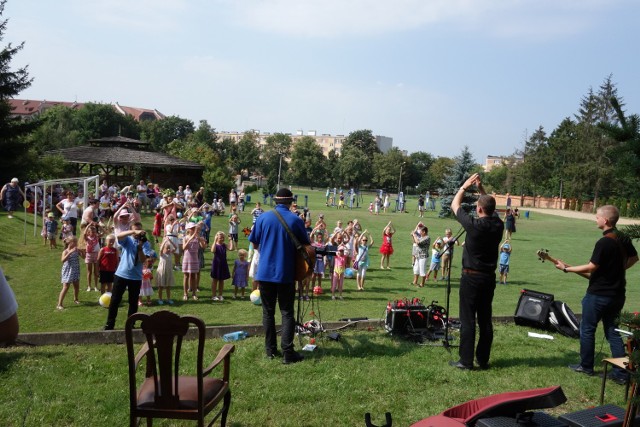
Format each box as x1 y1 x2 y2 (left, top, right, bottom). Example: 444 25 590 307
548 301 580 339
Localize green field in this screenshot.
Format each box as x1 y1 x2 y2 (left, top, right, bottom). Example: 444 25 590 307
1 188 638 426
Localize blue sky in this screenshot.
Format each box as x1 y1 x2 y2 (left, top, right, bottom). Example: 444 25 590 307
5 0 639 163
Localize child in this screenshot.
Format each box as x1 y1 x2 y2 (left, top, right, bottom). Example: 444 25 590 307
440 228 459 281
82 226 101 292
155 236 177 305
210 231 231 301
60 218 73 246
426 237 443 282
97 234 118 294
331 245 347 300
228 213 240 251
311 231 327 295
57 236 80 310
139 258 154 306
182 222 206 300
410 222 423 267
45 212 58 249
411 225 430 287
354 230 374 291
379 221 396 269
499 240 512 284
152 207 163 243
248 240 260 291
232 249 250 299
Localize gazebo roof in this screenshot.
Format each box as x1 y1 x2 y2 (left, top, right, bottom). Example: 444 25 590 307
47 144 203 170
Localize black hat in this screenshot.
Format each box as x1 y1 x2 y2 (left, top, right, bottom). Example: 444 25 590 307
274 188 294 204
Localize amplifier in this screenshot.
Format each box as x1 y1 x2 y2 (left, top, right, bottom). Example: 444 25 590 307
558 404 630 427
385 308 429 334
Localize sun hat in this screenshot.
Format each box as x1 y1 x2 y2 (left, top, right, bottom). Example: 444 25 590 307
11 178 18 183
185 222 197 229
48 212 54 218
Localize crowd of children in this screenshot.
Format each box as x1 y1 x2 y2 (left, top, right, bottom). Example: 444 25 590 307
42 182 517 311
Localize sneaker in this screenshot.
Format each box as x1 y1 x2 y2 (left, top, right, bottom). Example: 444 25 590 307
219 296 224 301
56 305 64 310
74 300 80 305
7 215 13 219
212 296 219 301
569 364 594 376
138 301 143 306
183 294 188 301
86 287 91 292
192 295 198 301
338 296 344 300
157 300 164 305
232 295 237 300
93 288 99 292
331 296 336 300
449 360 473 370
166 299 174 305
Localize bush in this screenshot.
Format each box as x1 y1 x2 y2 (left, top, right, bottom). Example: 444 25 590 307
620 198 628 217
243 183 257 194
576 199 583 212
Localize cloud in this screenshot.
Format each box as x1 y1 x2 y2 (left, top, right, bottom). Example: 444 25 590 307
223 0 611 40
72 0 188 32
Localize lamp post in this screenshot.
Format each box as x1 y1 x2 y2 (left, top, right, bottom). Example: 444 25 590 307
397 162 405 212
277 153 283 191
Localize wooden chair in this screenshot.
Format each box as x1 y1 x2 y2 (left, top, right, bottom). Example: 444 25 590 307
125 310 235 427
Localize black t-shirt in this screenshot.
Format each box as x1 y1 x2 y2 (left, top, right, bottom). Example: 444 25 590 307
588 229 637 297
456 208 504 273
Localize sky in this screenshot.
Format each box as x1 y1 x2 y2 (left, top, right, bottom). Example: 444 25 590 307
5 0 639 163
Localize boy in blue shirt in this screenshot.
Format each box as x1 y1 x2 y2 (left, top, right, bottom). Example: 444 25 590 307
499 240 512 284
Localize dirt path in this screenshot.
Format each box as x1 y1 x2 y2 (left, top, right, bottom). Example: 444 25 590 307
522 207 640 225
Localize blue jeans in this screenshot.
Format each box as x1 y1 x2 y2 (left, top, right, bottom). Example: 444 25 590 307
580 293 625 372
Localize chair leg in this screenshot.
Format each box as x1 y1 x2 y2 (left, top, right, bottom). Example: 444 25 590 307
221 390 231 427
146 417 153 427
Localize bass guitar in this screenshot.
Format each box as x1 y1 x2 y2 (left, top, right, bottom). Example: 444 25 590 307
536 249 590 279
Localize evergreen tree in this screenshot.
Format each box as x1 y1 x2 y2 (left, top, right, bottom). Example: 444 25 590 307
0 0 36 183
438 146 478 218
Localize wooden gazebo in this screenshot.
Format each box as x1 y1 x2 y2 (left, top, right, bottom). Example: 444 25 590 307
46 136 204 186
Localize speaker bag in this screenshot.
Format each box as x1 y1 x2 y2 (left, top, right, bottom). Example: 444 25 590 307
514 290 554 329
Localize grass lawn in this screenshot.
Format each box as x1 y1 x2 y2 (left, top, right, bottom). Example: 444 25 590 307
1 188 639 426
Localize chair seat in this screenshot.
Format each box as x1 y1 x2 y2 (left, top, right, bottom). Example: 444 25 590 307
603 356 629 370
138 376 227 410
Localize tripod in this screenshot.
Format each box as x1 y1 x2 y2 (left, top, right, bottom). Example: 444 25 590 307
437 225 465 350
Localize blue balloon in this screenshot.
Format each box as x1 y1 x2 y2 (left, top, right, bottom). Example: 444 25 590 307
344 268 355 278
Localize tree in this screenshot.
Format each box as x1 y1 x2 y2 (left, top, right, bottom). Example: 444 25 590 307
75 102 140 140
372 148 406 191
139 115 195 152
438 147 478 217
229 131 261 178
337 143 371 188
406 151 435 191
426 157 454 192
342 129 380 162
261 133 292 193
0 0 37 183
288 135 327 187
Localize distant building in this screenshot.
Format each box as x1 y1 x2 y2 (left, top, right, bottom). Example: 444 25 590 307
217 129 393 157
483 155 523 172
8 99 165 122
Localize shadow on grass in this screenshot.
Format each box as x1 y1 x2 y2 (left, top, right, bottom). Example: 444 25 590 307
314 330 421 359
0 249 33 262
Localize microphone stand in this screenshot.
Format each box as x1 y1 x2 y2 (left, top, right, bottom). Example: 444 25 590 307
437 225 465 350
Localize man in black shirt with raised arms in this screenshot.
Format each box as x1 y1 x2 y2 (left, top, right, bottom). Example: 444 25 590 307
450 173 504 370
554 205 638 383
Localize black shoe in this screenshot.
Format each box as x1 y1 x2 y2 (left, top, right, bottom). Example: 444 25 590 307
449 360 473 370
476 361 490 370
569 364 594 376
607 372 628 385
103 325 114 331
282 351 304 365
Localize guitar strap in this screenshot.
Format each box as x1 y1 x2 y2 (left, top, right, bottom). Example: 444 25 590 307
605 230 628 271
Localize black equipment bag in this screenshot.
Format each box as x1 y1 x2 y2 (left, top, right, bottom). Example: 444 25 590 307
548 300 580 339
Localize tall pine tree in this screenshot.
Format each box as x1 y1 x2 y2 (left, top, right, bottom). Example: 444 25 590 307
438 146 477 217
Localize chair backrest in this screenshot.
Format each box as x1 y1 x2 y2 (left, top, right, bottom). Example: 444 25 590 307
125 310 206 410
